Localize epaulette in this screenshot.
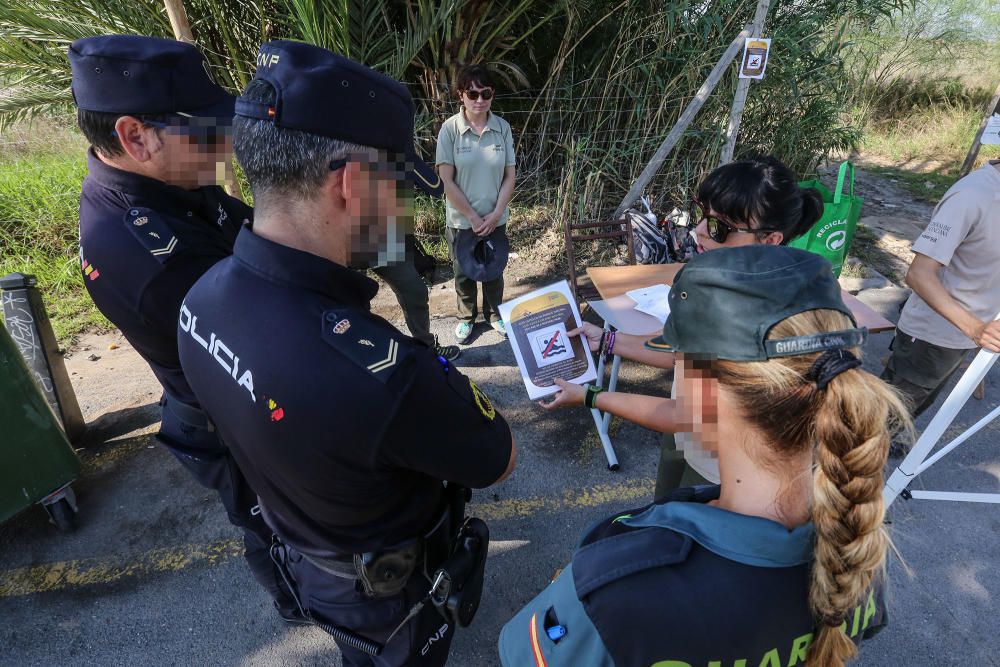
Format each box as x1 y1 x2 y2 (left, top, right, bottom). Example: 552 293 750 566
320 308 412 383
571 527 691 598
123 207 180 263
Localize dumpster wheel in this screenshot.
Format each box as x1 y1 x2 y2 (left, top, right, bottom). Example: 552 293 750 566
41 485 78 532
46 498 76 531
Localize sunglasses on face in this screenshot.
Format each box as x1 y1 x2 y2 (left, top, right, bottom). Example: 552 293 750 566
463 88 494 101
691 199 778 244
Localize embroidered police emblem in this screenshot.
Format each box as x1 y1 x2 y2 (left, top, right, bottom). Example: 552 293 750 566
133 216 149 226
469 380 495 421
333 319 351 334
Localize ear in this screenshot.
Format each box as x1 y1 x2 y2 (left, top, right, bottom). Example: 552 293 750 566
762 231 784 246
114 116 159 163
326 160 353 205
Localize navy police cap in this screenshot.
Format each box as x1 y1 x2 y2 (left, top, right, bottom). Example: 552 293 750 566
69 35 235 119
235 40 443 196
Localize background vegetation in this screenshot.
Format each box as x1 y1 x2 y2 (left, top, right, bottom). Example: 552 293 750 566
1 0 998 343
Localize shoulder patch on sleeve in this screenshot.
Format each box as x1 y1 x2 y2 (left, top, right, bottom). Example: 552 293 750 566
123 207 181 262
438 358 496 421
320 309 412 383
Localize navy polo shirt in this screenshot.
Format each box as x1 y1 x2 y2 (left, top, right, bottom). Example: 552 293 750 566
500 485 887 667
177 227 513 556
78 150 249 405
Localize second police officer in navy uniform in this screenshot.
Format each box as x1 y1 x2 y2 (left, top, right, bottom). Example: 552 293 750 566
69 36 298 619
177 41 517 666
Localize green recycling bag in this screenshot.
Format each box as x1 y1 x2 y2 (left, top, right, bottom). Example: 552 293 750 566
788 161 864 277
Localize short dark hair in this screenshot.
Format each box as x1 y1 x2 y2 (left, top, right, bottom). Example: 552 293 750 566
455 65 495 95
697 155 823 245
76 108 166 158
233 79 370 208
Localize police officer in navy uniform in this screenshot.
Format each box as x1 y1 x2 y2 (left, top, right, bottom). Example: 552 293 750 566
500 246 905 667
177 41 517 666
69 35 298 620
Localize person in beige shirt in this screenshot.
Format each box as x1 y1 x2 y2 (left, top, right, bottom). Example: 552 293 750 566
436 65 516 345
882 160 1000 454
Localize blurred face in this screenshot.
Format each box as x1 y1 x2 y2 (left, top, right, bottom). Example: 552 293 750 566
460 81 494 117
140 117 233 189
341 149 415 268
692 201 783 254
673 355 722 451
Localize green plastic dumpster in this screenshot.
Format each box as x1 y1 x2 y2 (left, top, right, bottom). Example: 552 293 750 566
0 323 81 530
788 161 864 277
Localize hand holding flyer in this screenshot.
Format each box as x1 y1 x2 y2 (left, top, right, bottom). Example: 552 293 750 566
498 280 598 399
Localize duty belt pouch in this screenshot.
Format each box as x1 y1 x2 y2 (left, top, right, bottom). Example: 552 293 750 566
355 541 420 599
431 517 490 627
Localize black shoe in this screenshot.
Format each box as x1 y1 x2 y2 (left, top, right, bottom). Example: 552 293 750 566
274 601 311 625
434 336 461 361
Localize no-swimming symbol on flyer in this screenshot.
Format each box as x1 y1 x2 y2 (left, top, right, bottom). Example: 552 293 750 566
532 324 571 368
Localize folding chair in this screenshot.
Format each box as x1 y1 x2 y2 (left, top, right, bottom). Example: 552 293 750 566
564 217 636 303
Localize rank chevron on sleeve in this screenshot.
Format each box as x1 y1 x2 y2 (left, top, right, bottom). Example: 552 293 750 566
150 236 178 257
367 338 399 373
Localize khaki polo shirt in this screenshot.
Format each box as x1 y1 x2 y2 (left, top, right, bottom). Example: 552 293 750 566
897 161 1000 348
436 110 516 229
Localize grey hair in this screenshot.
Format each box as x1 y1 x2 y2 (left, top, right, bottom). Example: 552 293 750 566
233 79 370 205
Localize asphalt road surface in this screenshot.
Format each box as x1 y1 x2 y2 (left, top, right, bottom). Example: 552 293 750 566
2 296 999 666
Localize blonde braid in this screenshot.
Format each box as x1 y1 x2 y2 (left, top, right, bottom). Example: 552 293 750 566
713 309 910 666
807 368 897 666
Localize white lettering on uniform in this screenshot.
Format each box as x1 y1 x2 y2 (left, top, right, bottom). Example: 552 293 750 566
213 338 234 374
179 304 256 402
421 623 450 656
189 314 209 349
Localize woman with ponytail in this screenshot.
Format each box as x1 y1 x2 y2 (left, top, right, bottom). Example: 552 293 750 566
543 156 826 496
501 245 908 667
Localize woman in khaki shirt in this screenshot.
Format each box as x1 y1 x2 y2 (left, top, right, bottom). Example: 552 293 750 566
436 65 516 345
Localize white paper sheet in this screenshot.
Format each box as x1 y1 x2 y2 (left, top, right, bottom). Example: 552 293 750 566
625 284 671 323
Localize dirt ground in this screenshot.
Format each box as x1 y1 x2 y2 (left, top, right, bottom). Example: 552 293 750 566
9 158 998 666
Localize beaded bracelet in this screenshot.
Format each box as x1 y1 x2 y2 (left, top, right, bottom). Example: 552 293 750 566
603 331 617 363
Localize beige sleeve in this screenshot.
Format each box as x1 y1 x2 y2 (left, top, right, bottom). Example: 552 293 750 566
436 120 455 166
911 189 980 266
503 121 516 167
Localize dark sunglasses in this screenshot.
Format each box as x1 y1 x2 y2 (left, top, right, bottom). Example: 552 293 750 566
691 199 778 244
463 88 494 101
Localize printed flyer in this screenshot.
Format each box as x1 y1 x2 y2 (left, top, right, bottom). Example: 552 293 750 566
498 280 597 400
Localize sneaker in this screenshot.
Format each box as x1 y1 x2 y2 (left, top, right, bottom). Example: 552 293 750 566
455 321 473 344
434 336 461 361
491 319 507 337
